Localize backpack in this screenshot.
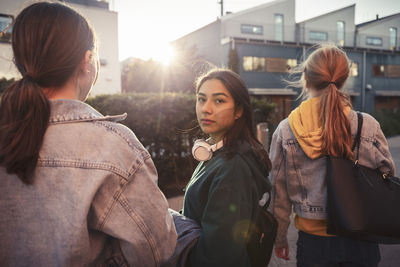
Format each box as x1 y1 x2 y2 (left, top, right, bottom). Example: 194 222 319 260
247 192 278 267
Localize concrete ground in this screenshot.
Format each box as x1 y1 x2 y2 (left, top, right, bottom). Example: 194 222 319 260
378 135 400 267
167 135 400 267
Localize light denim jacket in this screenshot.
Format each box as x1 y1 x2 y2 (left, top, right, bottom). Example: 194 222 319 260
269 110 396 247
0 99 177 267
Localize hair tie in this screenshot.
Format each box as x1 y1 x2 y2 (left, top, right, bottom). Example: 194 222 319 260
22 73 37 83
327 81 337 87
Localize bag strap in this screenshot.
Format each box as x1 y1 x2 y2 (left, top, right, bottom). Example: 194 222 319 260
238 154 271 211
351 111 363 160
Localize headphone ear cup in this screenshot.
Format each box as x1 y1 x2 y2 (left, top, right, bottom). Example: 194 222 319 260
192 140 212 161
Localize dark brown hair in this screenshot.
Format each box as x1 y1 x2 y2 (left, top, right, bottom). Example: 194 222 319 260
0 2 96 183
196 69 272 171
289 44 353 159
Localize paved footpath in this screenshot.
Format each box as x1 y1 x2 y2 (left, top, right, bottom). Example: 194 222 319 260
167 135 400 267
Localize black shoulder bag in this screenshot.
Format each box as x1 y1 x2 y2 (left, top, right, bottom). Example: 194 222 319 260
326 112 400 243
247 191 278 267
239 153 278 267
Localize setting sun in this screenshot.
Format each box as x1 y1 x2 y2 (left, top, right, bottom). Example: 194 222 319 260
152 44 175 66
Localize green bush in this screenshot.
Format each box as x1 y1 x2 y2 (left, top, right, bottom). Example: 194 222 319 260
0 77 15 94
87 93 197 197
87 93 276 197
375 109 400 138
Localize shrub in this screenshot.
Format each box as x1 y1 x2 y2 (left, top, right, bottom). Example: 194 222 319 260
87 93 276 197
0 77 15 95
375 109 400 138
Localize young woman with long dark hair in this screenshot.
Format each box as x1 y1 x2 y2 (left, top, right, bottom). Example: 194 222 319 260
182 68 272 267
0 2 176 266
270 44 396 267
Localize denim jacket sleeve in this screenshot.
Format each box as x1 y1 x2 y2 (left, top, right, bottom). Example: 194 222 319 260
355 112 396 177
269 121 291 248
89 155 177 267
372 119 396 176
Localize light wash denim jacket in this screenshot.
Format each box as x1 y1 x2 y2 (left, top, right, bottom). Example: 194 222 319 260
269 110 396 247
0 99 177 267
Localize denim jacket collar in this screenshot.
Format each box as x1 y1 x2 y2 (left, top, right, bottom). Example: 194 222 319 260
49 99 127 124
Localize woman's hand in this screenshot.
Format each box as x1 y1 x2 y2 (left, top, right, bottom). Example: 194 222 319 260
275 246 290 260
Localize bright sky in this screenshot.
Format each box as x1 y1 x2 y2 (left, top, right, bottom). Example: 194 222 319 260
114 0 400 62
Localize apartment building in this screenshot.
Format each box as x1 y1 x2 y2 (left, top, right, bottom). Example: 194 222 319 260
173 0 400 116
0 0 120 95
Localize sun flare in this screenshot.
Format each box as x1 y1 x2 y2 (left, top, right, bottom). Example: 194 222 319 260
151 44 175 66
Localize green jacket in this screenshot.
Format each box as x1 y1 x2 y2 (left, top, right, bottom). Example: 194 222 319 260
183 142 271 267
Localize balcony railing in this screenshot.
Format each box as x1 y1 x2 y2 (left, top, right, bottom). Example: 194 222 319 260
61 0 109 9
223 22 398 52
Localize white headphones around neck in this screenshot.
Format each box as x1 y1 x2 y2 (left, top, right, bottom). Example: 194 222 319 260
192 139 224 161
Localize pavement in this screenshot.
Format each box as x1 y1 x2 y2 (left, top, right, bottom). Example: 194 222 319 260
167 135 400 267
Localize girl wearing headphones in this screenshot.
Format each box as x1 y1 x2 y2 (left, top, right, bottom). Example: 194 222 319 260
182 69 272 267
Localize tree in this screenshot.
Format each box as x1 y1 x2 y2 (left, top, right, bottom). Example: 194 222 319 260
228 48 239 74
0 77 15 95
120 43 203 94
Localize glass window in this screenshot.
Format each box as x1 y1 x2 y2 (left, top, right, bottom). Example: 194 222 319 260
309 31 328 41
337 21 345 46
253 57 265 72
349 62 358 77
242 56 265 72
0 14 13 43
243 57 254 71
373 65 385 76
241 24 263 35
287 59 297 71
372 64 400 77
390 27 397 50
274 14 283 42
266 57 297 73
366 37 382 46
243 57 296 72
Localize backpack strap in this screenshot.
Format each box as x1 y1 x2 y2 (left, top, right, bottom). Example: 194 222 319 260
351 111 363 161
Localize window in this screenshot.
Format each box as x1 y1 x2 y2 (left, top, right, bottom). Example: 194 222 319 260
349 62 358 77
287 59 297 70
243 57 296 72
241 24 263 35
242 57 265 72
309 31 328 41
0 14 13 43
243 57 254 71
274 14 284 42
390 27 397 50
253 57 265 71
366 37 382 46
373 65 385 76
372 64 400 78
337 21 345 46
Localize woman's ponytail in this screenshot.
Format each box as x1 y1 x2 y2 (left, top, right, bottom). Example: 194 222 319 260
0 2 96 184
300 44 353 159
0 78 50 183
319 83 353 159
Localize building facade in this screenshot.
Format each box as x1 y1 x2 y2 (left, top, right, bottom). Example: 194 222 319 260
173 0 400 118
0 0 120 95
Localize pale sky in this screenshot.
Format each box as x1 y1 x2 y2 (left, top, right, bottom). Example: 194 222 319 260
114 0 400 61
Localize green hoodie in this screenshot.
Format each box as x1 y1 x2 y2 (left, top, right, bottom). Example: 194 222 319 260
183 142 271 267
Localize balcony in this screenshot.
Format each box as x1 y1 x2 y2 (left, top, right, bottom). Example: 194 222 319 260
61 0 109 9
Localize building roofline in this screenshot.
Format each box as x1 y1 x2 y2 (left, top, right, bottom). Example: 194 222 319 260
297 4 355 24
220 0 290 22
248 88 297 96
375 90 400 97
172 20 220 43
230 37 400 55
356 13 400 28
